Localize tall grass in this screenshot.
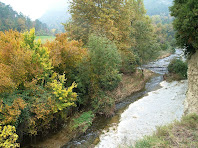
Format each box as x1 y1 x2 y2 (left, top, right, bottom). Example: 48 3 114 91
133 114 198 148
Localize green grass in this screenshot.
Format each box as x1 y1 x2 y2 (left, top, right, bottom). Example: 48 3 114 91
133 114 198 148
35 36 55 43
71 111 94 133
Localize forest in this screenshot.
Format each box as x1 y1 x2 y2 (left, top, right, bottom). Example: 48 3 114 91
0 0 177 147
0 2 50 35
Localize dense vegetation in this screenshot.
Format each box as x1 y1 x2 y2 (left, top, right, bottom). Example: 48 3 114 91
151 15 176 52
0 0 177 147
0 2 50 35
133 1 198 147
134 114 198 148
170 0 198 55
167 58 188 80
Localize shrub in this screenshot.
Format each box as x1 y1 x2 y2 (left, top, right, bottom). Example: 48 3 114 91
72 111 94 133
121 50 139 74
87 34 122 91
91 91 115 116
168 58 188 79
44 33 87 85
0 29 78 139
0 125 19 148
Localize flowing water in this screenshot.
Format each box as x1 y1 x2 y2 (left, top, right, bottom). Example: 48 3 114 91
62 49 187 148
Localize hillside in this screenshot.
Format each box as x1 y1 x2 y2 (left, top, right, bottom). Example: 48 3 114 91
39 0 70 34
144 0 173 16
0 1 50 35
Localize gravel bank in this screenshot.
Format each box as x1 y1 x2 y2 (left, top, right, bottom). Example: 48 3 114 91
96 80 188 148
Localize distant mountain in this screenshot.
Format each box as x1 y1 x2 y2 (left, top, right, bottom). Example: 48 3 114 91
144 0 173 16
0 2 50 35
39 0 70 34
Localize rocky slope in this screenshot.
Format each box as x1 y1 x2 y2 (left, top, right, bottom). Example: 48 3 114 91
185 51 198 114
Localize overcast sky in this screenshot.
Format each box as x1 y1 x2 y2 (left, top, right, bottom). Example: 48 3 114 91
1 0 69 20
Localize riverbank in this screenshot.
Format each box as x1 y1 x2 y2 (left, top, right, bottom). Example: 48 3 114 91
30 69 155 148
96 80 188 148
134 113 198 148
108 69 155 103
158 51 172 59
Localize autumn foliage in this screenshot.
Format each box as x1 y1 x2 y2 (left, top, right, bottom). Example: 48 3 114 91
0 0 166 146
0 29 79 145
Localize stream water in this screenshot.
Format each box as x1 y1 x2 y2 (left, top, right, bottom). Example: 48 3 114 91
62 49 187 148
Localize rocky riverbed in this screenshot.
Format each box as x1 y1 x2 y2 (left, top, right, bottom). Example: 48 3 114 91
96 80 188 148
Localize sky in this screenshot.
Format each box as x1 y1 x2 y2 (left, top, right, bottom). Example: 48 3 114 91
1 0 69 20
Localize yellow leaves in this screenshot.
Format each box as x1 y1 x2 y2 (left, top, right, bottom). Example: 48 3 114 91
0 125 19 148
48 73 77 112
0 29 80 138
23 28 35 49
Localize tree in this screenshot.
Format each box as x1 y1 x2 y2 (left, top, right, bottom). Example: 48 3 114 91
130 0 160 64
65 0 132 50
44 33 87 85
0 2 50 35
77 34 122 115
88 34 122 91
78 34 121 95
170 0 198 55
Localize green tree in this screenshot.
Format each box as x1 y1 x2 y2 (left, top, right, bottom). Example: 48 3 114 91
170 0 198 55
88 34 122 91
0 2 50 35
77 34 121 115
78 34 121 94
65 0 132 50
130 0 160 64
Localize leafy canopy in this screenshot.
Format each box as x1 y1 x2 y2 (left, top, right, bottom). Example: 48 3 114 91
170 0 198 55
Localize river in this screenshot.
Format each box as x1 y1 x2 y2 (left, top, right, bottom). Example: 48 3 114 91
62 49 187 148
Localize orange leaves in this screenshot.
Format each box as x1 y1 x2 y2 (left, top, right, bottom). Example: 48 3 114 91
0 64 16 93
31 98 55 120
0 30 33 91
0 98 27 125
45 33 87 75
0 29 80 137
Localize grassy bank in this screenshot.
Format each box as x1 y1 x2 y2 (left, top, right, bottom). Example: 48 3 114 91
134 113 198 148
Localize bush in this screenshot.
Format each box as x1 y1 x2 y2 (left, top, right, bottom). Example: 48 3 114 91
72 111 94 133
77 34 122 98
88 34 122 91
91 91 115 116
168 59 188 79
121 50 140 74
0 125 19 148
